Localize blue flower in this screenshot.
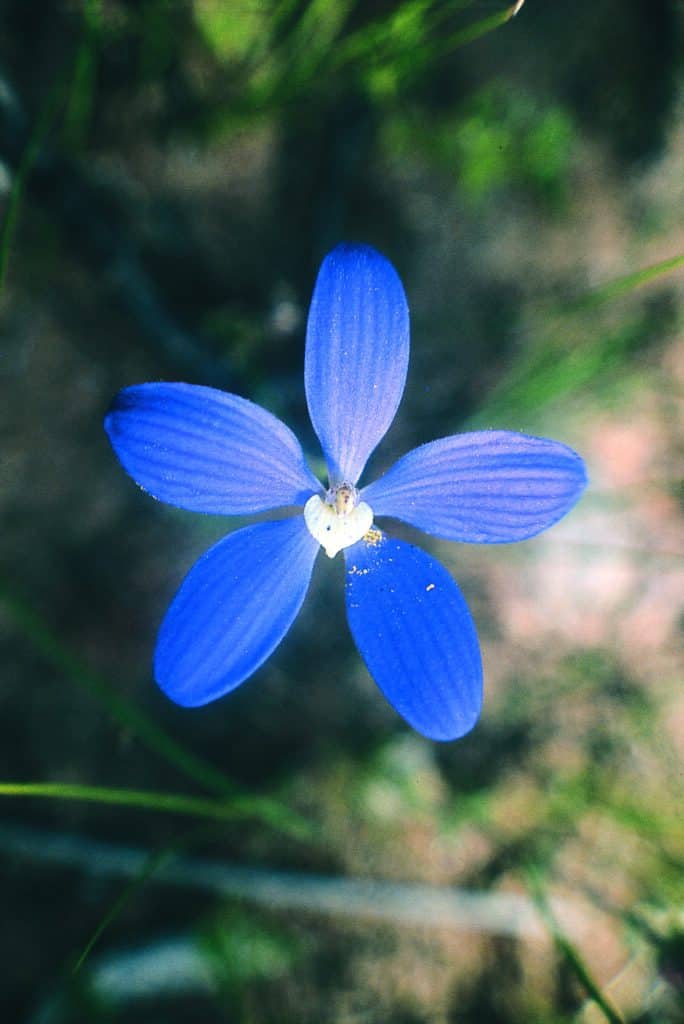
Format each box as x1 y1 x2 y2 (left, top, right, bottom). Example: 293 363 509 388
105 243 587 741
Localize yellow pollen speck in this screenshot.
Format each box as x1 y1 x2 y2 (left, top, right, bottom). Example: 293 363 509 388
363 527 383 547
426 583 435 592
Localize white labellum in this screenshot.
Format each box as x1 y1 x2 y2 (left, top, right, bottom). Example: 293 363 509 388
304 493 373 558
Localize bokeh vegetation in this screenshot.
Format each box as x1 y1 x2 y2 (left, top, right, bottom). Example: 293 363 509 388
0 2 682 1022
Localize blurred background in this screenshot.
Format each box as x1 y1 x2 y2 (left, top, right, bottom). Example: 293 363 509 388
0 1 682 1021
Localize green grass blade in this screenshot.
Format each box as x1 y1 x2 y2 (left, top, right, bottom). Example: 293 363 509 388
571 250 684 309
0 577 238 798
235 1 520 120
0 781 311 839
62 0 102 150
0 0 108 292
0 73 68 299
464 249 684 427
70 821 223 976
71 847 166 976
428 5 516 56
333 1 512 81
0 580 314 839
527 869 626 1024
391 2 516 84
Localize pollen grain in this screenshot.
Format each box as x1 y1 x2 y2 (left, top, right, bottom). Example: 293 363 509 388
363 527 383 547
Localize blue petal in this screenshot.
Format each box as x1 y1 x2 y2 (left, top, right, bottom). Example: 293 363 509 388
344 532 482 741
155 517 319 706
363 431 587 543
305 244 410 486
105 383 320 515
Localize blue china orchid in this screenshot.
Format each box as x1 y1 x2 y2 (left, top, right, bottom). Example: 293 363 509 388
105 243 587 741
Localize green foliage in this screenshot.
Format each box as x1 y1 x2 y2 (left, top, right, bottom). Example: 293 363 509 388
200 911 302 992
195 0 266 63
385 83 576 208
187 0 520 128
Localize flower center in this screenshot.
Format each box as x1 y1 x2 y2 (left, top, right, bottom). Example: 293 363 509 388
304 483 374 558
